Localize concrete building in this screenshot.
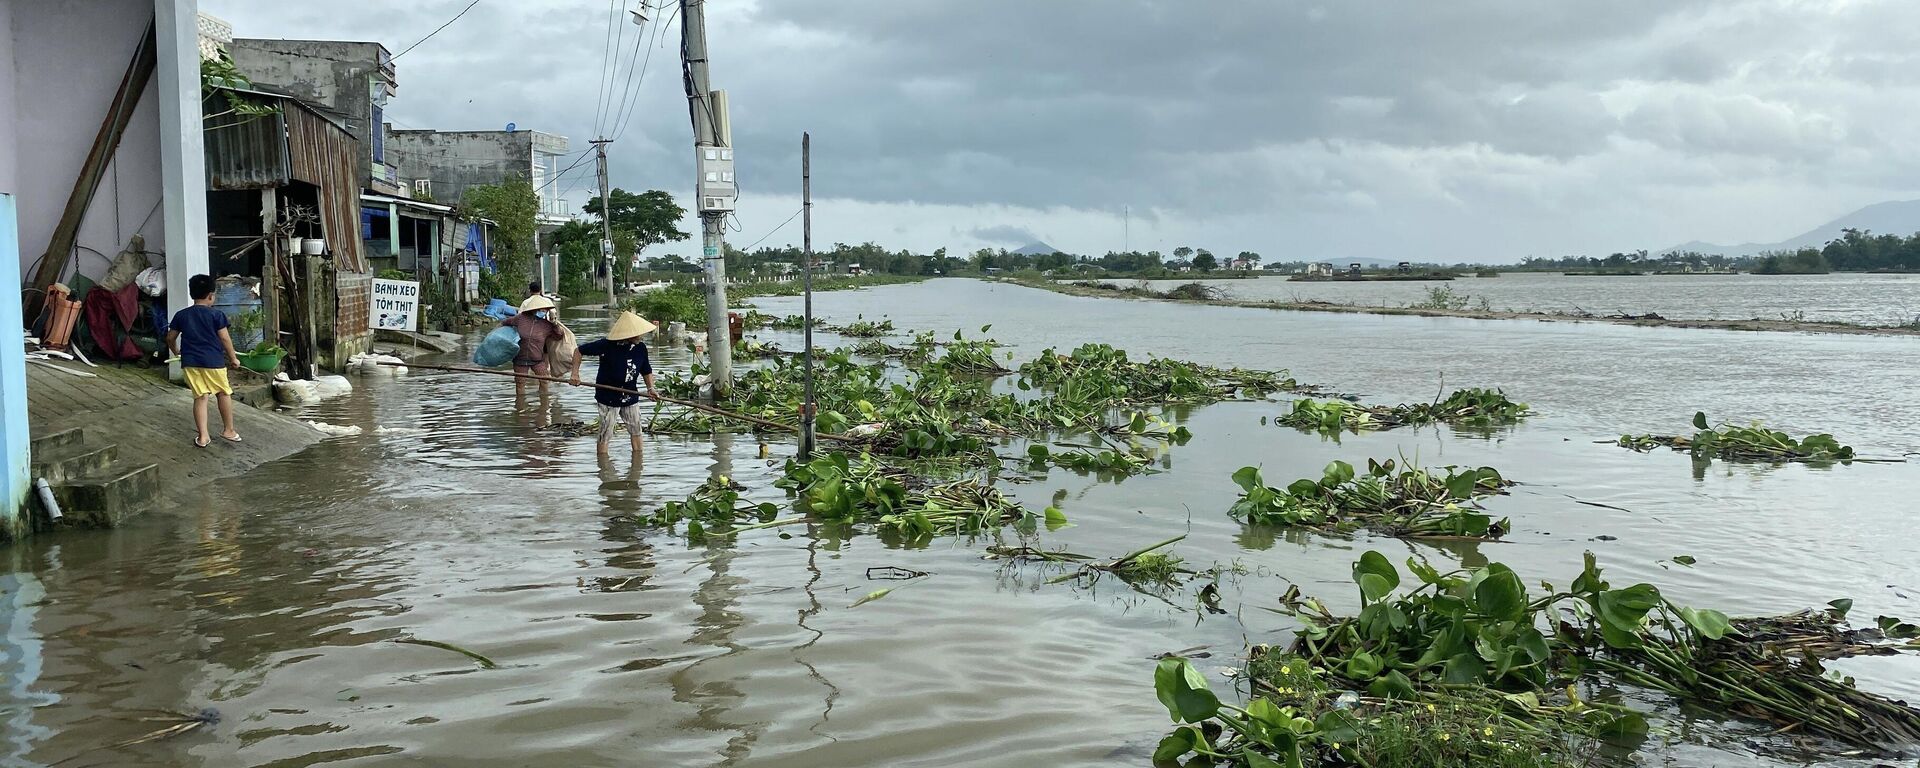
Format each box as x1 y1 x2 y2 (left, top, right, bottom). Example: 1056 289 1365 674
227 38 403 196
386 129 572 225
4 0 211 538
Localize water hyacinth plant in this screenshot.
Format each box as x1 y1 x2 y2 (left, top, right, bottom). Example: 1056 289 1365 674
1618 411 1856 463
1228 460 1512 539
1154 551 1920 767
1277 389 1530 436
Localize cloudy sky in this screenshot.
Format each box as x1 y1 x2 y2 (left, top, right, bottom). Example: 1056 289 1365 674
204 0 1920 263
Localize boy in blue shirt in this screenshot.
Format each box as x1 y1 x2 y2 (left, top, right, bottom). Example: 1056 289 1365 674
165 274 243 447
569 311 658 458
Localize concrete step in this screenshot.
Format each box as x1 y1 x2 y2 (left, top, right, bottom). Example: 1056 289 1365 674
50 462 161 529
31 427 85 456
30 442 118 484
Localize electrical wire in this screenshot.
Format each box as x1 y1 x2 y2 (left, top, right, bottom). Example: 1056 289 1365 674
592 0 620 136
609 3 671 143
392 0 482 61
535 148 598 195
604 2 653 143
739 208 803 251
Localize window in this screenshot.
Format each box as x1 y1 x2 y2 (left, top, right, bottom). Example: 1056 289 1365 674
371 104 385 163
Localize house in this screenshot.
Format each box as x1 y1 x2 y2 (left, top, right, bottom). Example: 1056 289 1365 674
1304 262 1335 277
203 86 374 372
847 263 866 275
228 38 401 196
4 0 217 538
385 128 572 226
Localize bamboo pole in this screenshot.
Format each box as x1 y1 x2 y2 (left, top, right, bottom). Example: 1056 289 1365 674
382 361 858 442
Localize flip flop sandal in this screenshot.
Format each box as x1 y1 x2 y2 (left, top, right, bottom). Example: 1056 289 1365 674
221 434 243 443
195 437 211 448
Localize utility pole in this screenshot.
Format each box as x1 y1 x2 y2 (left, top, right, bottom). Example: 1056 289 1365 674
799 132 816 458
678 0 734 397
593 137 615 307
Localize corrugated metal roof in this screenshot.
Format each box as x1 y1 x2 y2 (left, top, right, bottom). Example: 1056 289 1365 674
286 104 369 273
204 98 290 190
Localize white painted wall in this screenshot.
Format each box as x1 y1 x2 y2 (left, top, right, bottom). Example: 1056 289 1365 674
7 0 173 285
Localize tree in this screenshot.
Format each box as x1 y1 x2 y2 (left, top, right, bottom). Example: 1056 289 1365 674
1172 246 1194 264
583 188 691 264
1193 249 1217 272
463 177 540 298
1237 251 1262 270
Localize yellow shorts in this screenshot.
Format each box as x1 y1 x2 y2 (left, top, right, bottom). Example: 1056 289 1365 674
184 367 232 397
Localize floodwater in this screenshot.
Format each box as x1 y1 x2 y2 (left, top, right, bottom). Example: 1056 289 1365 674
4 278 1919 767
1136 271 1920 326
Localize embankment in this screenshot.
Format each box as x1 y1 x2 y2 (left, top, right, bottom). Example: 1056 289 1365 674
1001 277 1920 337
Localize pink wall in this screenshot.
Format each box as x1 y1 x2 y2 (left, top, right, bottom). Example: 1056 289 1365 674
7 0 166 284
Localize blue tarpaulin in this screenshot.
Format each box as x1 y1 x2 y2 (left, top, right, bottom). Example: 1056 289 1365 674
465 223 491 269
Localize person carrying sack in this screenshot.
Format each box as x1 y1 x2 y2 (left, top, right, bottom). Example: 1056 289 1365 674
501 295 560 395
570 311 659 459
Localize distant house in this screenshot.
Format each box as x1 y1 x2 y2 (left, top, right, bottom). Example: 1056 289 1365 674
847 263 866 275
1305 262 1335 277
1396 261 1413 274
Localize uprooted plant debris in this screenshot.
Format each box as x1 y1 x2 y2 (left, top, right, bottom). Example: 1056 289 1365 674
1617 411 1858 463
1278 389 1531 436
987 535 1196 588
1150 550 1920 767
1228 459 1512 540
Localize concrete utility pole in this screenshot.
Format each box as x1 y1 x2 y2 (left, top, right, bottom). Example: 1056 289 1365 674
799 133 816 458
678 0 735 396
593 137 615 306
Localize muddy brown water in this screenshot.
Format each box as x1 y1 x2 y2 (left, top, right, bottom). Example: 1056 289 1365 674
4 278 1918 766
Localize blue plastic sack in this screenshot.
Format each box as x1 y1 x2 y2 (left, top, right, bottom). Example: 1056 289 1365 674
482 298 517 321
473 325 521 368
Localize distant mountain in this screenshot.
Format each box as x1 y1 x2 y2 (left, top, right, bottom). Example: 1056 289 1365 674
1661 200 1920 257
1011 241 1064 256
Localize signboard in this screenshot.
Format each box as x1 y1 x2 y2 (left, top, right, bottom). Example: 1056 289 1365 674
371 278 420 332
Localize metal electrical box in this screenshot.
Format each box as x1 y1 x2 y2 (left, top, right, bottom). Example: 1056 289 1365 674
696 146 736 213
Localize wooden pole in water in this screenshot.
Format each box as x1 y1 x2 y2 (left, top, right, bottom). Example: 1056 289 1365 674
799 132 818 459
380 361 856 442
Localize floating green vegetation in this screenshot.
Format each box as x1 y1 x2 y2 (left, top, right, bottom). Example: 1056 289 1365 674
922 328 1010 375
1151 654 1598 768
1153 551 1920 766
774 451 1032 538
988 535 1197 590
1025 443 1159 476
1229 460 1511 540
768 314 823 330
1017 343 1304 406
1618 411 1856 463
1278 389 1530 436
836 317 896 337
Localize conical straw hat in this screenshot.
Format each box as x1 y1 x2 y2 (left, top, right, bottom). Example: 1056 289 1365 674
608 311 657 340
519 295 556 312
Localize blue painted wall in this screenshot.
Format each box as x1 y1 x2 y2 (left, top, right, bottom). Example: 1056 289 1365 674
0 194 29 539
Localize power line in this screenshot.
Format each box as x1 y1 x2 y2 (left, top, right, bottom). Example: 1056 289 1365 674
610 3 671 142
391 0 481 61
592 0 620 135
604 1 653 143
740 208 803 251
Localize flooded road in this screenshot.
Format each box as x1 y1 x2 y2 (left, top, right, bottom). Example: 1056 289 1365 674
1137 271 1920 326
4 278 1918 767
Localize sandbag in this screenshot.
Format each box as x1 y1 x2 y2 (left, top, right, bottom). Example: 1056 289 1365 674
474 325 520 368
545 323 578 378
313 375 353 399
274 379 320 404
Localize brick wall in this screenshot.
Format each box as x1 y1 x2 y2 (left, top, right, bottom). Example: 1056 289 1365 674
333 272 373 368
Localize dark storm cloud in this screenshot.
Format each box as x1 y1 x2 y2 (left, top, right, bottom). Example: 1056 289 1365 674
205 0 1920 260
968 225 1038 245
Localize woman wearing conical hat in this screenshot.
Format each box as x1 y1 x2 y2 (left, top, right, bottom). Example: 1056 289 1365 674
502 294 561 396
570 311 660 460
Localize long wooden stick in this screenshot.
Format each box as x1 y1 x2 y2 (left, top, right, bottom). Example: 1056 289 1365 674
383 361 857 442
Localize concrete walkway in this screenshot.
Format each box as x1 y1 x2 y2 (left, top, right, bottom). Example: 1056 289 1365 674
19 361 322 533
